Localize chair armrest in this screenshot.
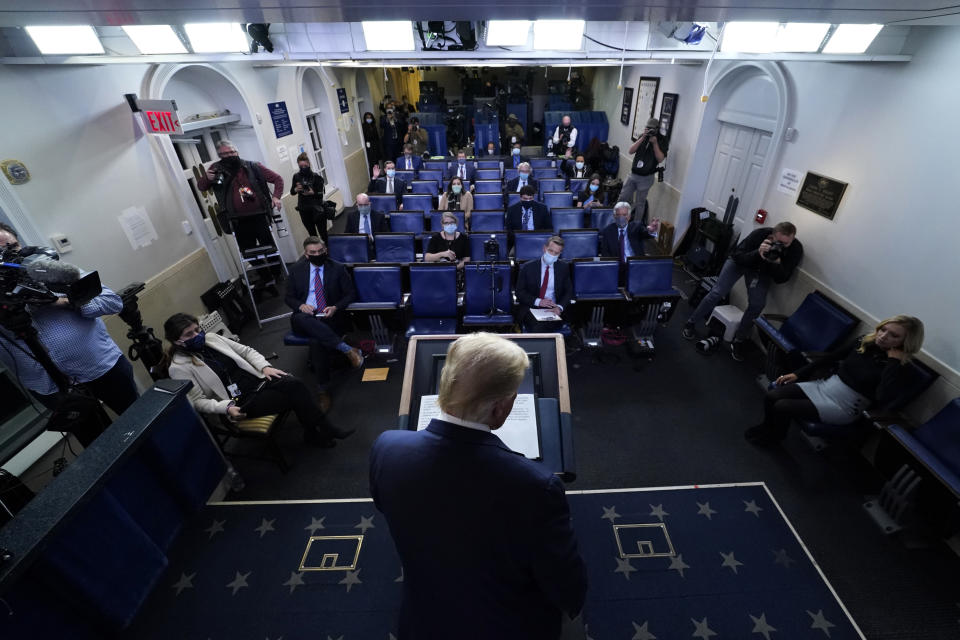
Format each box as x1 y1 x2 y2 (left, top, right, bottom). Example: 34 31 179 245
763 313 788 322
457 292 465 306
400 293 410 308
618 287 633 302
863 409 913 429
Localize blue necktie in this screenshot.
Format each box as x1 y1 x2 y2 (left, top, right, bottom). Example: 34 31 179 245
522 207 531 229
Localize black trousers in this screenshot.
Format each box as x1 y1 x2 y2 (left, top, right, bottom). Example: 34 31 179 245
290 312 346 385
761 383 819 440
239 376 329 434
233 215 282 282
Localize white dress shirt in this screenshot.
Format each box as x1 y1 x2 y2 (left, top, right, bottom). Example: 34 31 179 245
533 257 563 311
439 410 491 433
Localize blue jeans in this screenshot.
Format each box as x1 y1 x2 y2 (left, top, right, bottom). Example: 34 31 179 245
686 259 771 342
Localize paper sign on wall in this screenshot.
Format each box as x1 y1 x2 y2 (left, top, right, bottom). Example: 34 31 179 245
777 168 801 196
119 206 158 250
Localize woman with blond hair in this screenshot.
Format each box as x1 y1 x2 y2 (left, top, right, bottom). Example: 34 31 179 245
745 315 924 445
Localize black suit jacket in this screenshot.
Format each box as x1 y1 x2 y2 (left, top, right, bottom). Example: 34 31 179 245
444 162 478 183
370 419 587 640
506 201 551 232
506 154 530 170
516 257 572 311
559 158 593 180
505 175 539 194
600 222 649 258
367 176 409 208
344 208 388 235
284 258 356 314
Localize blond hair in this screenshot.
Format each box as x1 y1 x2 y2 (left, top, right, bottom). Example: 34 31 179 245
437 333 529 423
859 315 924 361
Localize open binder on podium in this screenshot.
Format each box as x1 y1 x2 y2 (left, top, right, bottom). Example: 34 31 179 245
399 334 576 481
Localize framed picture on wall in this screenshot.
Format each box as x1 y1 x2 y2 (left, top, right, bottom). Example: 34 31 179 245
659 93 679 142
620 87 634 126
632 76 660 141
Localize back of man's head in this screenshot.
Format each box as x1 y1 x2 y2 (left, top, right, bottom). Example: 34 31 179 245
437 333 529 425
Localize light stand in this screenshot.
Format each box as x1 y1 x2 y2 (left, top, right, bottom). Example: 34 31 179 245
480 235 504 316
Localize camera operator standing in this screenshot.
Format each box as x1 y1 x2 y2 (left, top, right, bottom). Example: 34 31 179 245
549 114 578 157
290 153 327 241
682 222 803 361
618 118 669 218
0 224 139 438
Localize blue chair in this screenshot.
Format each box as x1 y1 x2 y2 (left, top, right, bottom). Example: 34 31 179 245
543 192 574 211
476 169 501 180
374 233 416 263
473 180 503 193
402 193 434 214
423 160 446 171
473 193 505 211
327 234 369 264
348 265 403 311
590 208 614 230
530 158 554 168
410 180 437 195
462 263 513 328
538 179 566 198
560 230 599 259
369 194 397 214
572 260 624 301
506 193 521 209
388 212 425 233
569 178 588 196
504 168 519 182
551 209 584 233
470 210 505 231
469 232 508 261
418 169 443 191
514 231 553 262
627 258 676 297
405 264 459 338
428 211 466 233
395 170 415 183
476 160 501 170
534 167 559 180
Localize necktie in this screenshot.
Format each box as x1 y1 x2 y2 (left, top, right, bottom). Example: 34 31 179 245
522 207 531 229
387 178 393 194
539 265 550 299
619 229 627 262
361 214 369 235
459 165 465 179
313 266 326 311
406 158 411 170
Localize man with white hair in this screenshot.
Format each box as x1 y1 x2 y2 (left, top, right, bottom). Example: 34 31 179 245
504 161 539 195
370 333 587 639
600 201 652 261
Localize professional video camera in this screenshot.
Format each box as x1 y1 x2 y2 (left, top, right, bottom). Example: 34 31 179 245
483 235 501 262
0 245 101 308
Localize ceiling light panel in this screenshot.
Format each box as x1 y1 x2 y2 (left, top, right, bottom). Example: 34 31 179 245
533 20 585 50
486 21 531 47
122 25 187 54
26 26 104 55
361 21 415 51
823 24 883 54
184 23 248 53
720 22 780 53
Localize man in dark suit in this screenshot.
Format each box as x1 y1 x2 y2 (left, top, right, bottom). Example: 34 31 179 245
370 332 587 640
600 201 651 259
506 186 551 233
395 143 424 174
515 236 572 332
285 237 364 403
368 160 408 209
444 149 477 188
504 161 538 194
506 141 530 169
344 193 388 258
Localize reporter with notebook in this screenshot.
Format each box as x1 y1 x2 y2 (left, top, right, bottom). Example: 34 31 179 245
515 236 572 332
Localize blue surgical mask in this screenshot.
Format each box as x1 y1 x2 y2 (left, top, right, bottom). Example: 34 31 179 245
458 158 465 165
575 162 584 170
589 184 599 192
512 148 520 155
452 185 462 194
443 223 458 234
542 252 559 265
615 216 629 228
181 330 205 352
519 172 529 179
358 205 371 215
386 169 396 178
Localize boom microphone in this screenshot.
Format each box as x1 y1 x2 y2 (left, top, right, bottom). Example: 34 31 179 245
24 259 81 287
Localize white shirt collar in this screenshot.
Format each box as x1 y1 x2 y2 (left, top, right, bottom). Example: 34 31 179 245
439 411 490 433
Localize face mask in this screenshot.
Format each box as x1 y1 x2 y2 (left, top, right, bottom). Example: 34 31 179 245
220 156 241 170
512 148 520 155
521 199 534 207
404 152 412 157
308 253 327 267
443 223 458 234
589 184 599 192
299 166 311 175
519 172 529 180
181 330 205 352
365 118 373 124
452 185 462 194
575 162 584 170
488 148 495 155
458 158 465 165
615 216 629 228
386 169 396 178
358 205 371 215
542 252 559 265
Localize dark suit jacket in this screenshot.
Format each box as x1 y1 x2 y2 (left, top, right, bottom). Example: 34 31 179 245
559 158 594 182
506 154 530 169
600 222 649 258
443 162 478 184
505 175 539 194
506 201 551 232
516 257 572 311
284 258 356 315
370 419 587 640
367 176 409 208
395 154 423 173
344 208 388 235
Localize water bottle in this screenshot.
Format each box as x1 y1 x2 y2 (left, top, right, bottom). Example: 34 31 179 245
227 465 245 492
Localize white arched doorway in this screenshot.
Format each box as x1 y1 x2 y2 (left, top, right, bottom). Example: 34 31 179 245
297 67 353 206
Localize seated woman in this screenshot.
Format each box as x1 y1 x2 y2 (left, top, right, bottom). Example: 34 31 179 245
162 313 353 446
424 211 471 273
574 174 608 209
438 176 474 225
745 315 924 446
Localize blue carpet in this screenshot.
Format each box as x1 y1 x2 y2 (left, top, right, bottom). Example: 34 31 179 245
127 484 863 639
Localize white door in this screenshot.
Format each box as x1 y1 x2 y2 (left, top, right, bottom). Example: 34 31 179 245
703 122 772 220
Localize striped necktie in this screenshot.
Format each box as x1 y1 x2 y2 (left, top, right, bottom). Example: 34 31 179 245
313 266 326 310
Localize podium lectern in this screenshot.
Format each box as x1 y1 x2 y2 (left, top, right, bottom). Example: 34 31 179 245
399 334 576 481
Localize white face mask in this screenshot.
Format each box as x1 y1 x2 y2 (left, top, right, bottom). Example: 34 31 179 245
512 148 520 155
542 252 559 265
575 162 584 170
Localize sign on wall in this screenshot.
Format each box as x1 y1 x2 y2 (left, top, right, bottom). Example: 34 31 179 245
796 171 848 220
268 101 293 139
337 88 349 114
137 99 182 135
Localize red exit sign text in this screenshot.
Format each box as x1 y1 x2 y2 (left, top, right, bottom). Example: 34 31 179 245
144 110 181 134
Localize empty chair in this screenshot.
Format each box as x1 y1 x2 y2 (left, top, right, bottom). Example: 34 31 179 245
410 180 438 195
327 234 370 264
374 233 416 263
423 160 446 171
476 160 502 170
534 167 559 180
469 232 508 261
476 168 501 180
405 264 459 337
560 230 599 259
388 211 425 233
569 178 588 196
504 168 519 183
543 191 574 211
403 193 434 214
551 209 584 233
395 170 415 183
473 179 503 193
514 231 554 262
473 192 505 211
470 210 505 231
349 265 404 311
590 208 614 231
369 194 397 214
572 260 624 300
418 169 443 192
627 257 676 297
538 178 566 198
529 158 554 168
462 263 514 328
428 210 466 232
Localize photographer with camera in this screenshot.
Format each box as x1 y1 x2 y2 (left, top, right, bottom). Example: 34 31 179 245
290 153 328 241
617 118 668 217
402 118 429 158
503 113 525 146
380 105 403 162
0 224 139 436
549 114 578 157
682 222 803 361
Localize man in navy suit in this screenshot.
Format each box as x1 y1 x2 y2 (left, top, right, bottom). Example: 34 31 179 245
516 236 573 332
504 161 538 195
370 332 587 640
368 160 408 209
507 141 530 169
600 201 651 259
395 143 423 174
344 193 388 236
506 186 551 232
285 237 363 403
444 149 477 188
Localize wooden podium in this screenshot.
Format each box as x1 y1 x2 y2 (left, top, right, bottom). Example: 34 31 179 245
398 334 576 481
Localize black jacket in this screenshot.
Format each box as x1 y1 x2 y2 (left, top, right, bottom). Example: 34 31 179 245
516 258 572 311
285 258 356 313
505 175 540 195
507 201 551 232
367 176 410 209
795 337 915 402
731 227 803 284
600 222 649 258
344 208 388 235
559 158 593 180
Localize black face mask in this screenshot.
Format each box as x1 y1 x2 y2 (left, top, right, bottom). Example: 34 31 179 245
220 156 241 170
299 166 312 176
308 253 327 267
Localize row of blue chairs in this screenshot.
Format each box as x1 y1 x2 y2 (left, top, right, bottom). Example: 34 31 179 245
406 177 590 199
370 191 594 215
382 208 616 234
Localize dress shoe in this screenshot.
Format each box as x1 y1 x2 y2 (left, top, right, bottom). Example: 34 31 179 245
345 347 364 369
304 430 336 448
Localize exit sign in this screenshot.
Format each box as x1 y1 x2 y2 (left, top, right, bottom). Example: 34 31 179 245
136 99 183 135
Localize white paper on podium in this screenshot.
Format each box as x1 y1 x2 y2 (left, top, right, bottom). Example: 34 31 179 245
417 394 541 459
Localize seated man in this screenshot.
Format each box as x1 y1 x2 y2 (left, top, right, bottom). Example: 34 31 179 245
507 141 530 169
482 141 499 156
396 142 423 174
345 193 387 237
505 162 539 196
444 150 477 187
368 160 408 210
285 237 364 404
600 201 651 259
506 186 551 232
516 236 572 332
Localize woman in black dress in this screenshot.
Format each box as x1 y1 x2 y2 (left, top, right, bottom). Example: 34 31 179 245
290 153 326 239
425 211 471 272
361 111 382 174
746 314 925 445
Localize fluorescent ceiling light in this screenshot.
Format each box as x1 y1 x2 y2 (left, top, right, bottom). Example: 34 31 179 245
486 20 531 47
533 20 584 50
122 25 187 54
361 21 415 51
823 24 883 54
777 23 830 52
721 22 830 53
184 23 248 53
25 26 104 55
